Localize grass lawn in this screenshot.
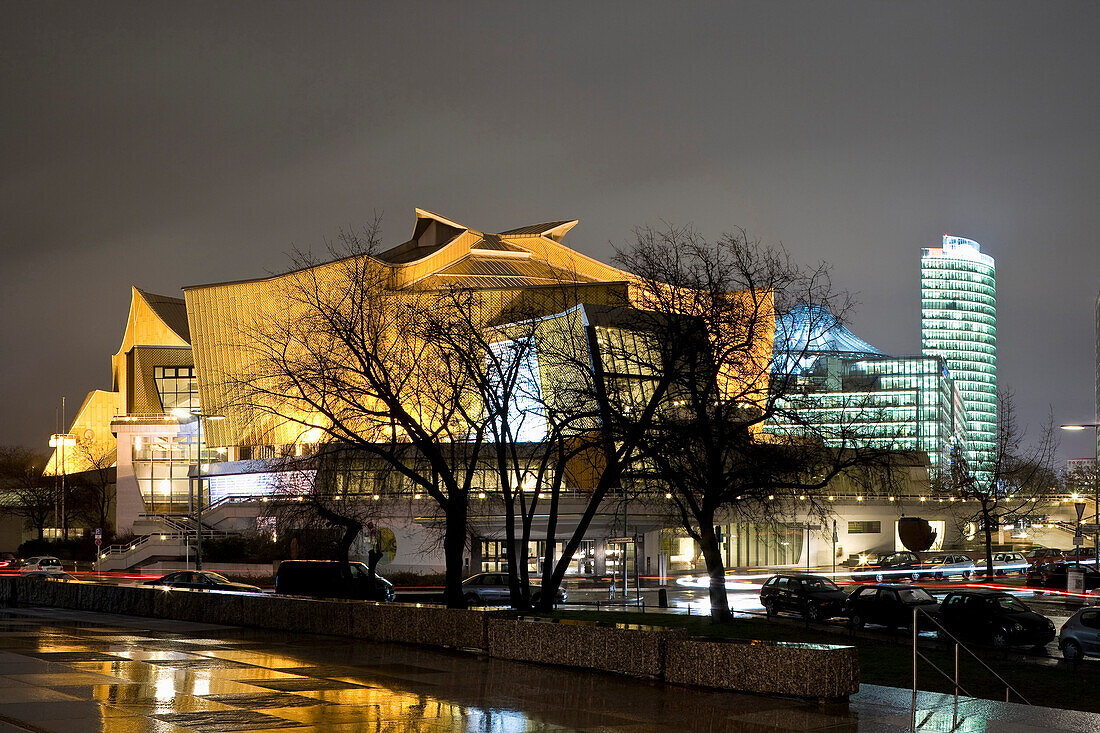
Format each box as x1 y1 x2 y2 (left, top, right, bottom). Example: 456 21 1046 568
531 608 1100 714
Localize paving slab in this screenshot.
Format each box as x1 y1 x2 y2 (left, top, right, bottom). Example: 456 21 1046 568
2 606 1099 731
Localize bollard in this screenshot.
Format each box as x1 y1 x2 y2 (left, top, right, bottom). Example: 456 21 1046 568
658 588 669 608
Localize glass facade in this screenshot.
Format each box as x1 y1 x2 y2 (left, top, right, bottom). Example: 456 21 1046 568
130 422 221 513
479 539 593 575
153 366 199 411
722 522 804 568
766 354 966 472
921 236 996 476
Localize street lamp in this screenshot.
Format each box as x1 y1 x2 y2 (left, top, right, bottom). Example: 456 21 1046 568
177 408 224 570
1062 423 1100 568
48 432 76 540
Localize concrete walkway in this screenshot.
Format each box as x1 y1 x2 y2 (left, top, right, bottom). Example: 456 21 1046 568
0 606 1096 732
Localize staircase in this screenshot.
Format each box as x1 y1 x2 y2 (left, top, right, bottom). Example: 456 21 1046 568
98 497 260 571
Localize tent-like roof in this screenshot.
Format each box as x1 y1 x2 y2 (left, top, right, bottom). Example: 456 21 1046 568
773 305 883 358
135 288 190 343
374 209 628 290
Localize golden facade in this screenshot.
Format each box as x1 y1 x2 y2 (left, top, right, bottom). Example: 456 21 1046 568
47 287 193 476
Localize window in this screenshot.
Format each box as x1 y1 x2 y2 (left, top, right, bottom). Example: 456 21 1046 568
847 521 881 534
153 365 198 411
802 578 838 592
898 588 934 604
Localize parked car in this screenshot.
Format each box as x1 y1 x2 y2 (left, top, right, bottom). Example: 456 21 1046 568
19 556 64 573
759 573 847 621
920 554 975 580
1063 547 1098 567
989 552 1028 576
274 560 394 601
937 589 1055 648
1024 547 1065 568
0 553 18 570
19 571 78 581
855 551 922 581
1058 606 1100 661
844 584 939 630
461 572 567 607
1025 562 1100 594
143 571 262 593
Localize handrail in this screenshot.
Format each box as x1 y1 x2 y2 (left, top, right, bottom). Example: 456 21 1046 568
910 605 1030 730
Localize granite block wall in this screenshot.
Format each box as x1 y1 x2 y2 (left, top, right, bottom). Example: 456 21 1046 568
487 618 685 679
665 637 859 699
0 577 858 700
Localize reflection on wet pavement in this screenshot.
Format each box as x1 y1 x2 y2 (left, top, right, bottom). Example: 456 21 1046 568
1 606 1099 731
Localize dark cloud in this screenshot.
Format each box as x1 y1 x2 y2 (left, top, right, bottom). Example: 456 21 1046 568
2 2 1097 462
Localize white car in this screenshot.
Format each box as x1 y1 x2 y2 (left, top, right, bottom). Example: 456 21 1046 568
990 552 1028 576
19 556 64 573
920 554 975 580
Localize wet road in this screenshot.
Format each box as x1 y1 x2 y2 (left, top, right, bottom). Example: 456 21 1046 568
3 606 1100 731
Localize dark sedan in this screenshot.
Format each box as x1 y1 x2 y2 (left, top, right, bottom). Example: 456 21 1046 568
760 573 847 621
856 551 923 582
844 584 939 630
937 589 1055 648
461 572 567 607
1025 562 1100 594
143 571 263 593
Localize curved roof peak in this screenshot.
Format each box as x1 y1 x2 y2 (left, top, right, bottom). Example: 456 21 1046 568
132 287 190 344
375 209 583 265
774 305 882 358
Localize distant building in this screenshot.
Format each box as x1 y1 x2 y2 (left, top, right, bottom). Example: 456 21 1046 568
767 306 967 473
921 235 997 477
1068 458 1095 474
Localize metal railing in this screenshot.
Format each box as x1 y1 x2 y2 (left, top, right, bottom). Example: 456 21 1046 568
910 606 1029 731
99 512 236 564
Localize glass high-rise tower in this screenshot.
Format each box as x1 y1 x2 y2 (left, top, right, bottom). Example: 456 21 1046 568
921 235 996 477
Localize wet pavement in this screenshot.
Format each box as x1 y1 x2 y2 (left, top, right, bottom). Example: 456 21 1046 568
1 606 1099 731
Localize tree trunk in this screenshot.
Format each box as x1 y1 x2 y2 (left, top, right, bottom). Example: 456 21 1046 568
443 498 469 608
500 477 527 610
698 520 731 622
335 521 360 565
536 479 562 612
366 547 383 581
982 504 995 578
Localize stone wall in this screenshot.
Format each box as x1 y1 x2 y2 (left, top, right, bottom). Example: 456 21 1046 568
0 577 858 700
488 618 683 679
666 637 859 700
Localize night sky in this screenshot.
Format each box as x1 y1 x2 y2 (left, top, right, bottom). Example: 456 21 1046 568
2 3 1098 463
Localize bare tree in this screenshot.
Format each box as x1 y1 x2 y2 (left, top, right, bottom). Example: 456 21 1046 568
609 225 902 622
234 225 517 608
261 449 391 577
934 390 1058 578
69 440 116 536
0 446 53 539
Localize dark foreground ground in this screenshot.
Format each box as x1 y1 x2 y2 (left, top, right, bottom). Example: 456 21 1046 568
0 607 1098 732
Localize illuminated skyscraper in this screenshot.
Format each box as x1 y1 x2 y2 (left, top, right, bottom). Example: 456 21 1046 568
921 235 997 476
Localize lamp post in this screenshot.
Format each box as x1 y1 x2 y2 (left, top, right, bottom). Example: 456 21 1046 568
48 431 76 541
185 409 224 571
1062 423 1100 568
